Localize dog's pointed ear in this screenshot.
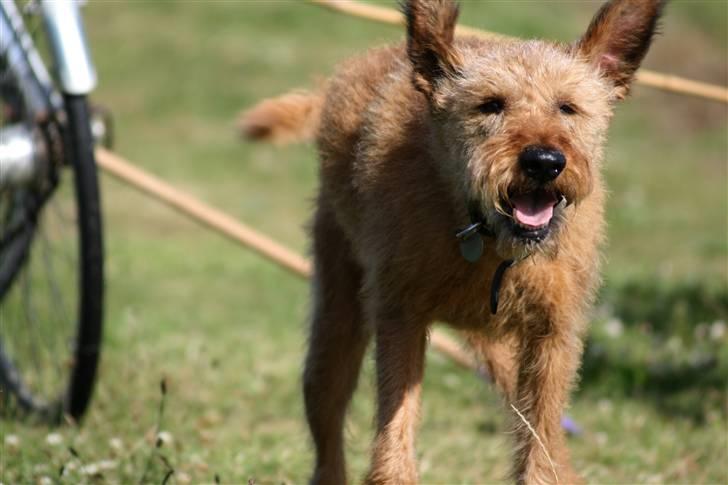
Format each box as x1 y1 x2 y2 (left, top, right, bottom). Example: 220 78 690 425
403 0 462 101
577 0 666 100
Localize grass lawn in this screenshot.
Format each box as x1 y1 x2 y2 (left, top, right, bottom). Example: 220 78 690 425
1 1 727 484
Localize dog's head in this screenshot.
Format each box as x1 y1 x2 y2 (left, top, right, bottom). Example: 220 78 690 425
404 0 664 259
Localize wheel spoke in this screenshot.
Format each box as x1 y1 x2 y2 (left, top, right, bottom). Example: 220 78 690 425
47 190 78 270
39 219 73 378
20 258 49 392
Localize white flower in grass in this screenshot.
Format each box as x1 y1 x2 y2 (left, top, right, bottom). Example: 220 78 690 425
81 463 99 476
38 477 53 485
81 459 117 476
604 318 623 338
45 433 63 446
109 437 124 452
4 434 19 449
64 461 78 472
710 320 726 341
157 430 174 447
97 459 117 471
176 471 192 484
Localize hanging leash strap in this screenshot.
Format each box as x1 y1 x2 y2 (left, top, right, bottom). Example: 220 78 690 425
490 259 514 314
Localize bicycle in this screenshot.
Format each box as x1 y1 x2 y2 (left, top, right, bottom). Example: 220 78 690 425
0 0 106 423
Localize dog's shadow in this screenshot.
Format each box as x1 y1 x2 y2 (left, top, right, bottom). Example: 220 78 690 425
578 278 727 422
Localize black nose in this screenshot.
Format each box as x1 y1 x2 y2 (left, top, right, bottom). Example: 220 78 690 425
519 146 566 182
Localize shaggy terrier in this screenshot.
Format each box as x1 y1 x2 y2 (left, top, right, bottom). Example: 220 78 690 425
241 0 664 483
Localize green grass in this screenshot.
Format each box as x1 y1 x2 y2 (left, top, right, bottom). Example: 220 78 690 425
1 1 727 484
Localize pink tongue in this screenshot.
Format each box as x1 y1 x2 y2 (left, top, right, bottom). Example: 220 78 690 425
511 192 557 228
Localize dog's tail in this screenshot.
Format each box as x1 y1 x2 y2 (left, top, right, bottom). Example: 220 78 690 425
237 90 324 145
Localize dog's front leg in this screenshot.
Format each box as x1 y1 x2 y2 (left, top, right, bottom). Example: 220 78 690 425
510 322 584 485
365 317 428 485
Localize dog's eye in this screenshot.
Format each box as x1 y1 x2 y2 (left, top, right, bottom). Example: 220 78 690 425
478 98 505 115
559 103 577 115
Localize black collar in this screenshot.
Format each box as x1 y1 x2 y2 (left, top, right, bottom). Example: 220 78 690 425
468 202 496 237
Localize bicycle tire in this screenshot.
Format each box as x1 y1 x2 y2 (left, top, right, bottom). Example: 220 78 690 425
0 93 105 423
63 94 105 421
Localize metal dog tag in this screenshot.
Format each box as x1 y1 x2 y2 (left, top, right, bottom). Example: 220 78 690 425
460 235 484 263
455 222 483 263
456 222 484 263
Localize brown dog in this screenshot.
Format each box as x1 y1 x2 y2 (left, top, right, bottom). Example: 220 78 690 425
240 0 664 483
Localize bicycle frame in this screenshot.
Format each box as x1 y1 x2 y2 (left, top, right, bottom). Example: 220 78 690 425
0 0 96 187
39 0 96 95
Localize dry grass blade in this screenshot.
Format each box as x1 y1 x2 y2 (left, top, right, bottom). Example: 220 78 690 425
510 403 559 484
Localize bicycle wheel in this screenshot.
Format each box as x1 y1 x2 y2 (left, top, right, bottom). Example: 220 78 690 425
0 3 104 423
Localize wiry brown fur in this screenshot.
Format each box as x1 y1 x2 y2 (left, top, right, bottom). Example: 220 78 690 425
240 0 665 483
238 90 323 144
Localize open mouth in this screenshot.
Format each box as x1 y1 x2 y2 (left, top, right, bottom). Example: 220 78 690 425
505 188 565 240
